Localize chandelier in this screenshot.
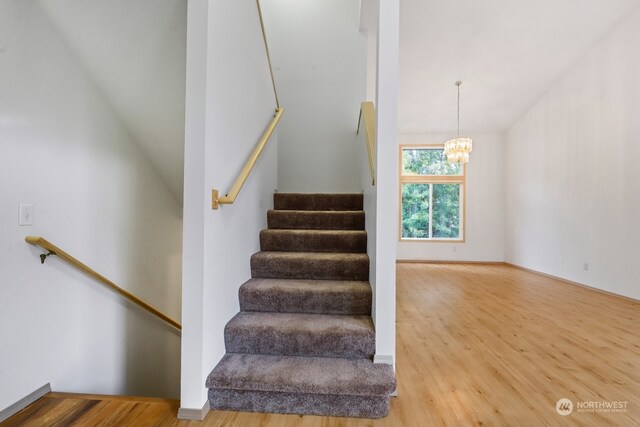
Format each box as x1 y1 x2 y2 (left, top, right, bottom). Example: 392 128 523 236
444 81 472 164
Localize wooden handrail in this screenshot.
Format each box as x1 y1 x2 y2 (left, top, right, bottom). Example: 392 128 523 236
211 1 283 209
25 236 181 331
212 107 284 209
357 101 376 185
257 0 279 108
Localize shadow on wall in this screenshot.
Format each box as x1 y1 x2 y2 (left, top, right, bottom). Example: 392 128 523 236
121 159 183 397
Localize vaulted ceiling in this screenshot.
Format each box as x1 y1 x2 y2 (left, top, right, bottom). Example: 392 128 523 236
399 0 640 134
37 0 187 201
31 0 640 201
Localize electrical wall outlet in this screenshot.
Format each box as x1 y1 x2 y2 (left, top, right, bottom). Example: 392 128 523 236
583 263 589 271
19 204 34 226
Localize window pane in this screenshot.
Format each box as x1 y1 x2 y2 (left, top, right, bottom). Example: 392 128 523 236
432 184 461 239
402 184 430 238
402 148 461 176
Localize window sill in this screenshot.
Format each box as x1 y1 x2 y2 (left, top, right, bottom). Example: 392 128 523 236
399 238 465 243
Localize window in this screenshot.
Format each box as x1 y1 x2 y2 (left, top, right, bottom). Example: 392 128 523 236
400 145 465 241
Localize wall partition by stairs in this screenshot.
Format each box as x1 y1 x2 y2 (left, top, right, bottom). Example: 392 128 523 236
206 193 395 418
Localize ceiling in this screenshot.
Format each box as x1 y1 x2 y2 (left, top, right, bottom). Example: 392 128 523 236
37 0 187 202
30 0 640 196
399 0 640 134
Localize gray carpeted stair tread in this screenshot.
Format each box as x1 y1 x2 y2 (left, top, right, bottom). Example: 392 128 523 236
224 312 375 359
239 278 371 315
207 353 395 396
251 251 369 281
274 193 363 211
260 229 367 253
267 210 365 230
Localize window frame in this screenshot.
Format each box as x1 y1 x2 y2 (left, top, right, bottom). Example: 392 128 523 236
398 144 466 242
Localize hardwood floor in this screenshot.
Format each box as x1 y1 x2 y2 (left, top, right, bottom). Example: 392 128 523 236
2 264 638 426
0 393 180 427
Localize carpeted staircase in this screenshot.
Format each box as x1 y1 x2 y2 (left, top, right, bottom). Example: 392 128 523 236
206 193 396 418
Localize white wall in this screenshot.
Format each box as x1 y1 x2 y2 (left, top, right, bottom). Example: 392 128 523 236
505 4 640 300
262 0 366 193
180 0 278 413
179 0 209 411
36 0 187 202
397 134 505 262
373 0 399 365
357 100 377 354
357 0 379 361
0 0 183 411
366 31 378 103
359 0 377 103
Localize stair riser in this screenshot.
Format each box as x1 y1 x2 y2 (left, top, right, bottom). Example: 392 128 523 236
251 257 369 281
239 288 371 315
274 193 363 211
224 325 375 359
267 211 365 230
260 231 366 253
209 389 390 418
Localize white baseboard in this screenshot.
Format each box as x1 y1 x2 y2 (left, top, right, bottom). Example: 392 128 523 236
177 400 210 421
373 354 394 366
0 383 51 423
504 262 639 303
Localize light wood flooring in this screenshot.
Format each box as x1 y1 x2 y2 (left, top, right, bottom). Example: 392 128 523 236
2 264 638 426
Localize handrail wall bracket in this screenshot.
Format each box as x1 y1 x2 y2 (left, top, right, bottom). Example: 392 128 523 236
39 250 56 264
211 189 219 210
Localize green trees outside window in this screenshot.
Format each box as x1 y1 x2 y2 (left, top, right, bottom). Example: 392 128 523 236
432 183 460 238
400 147 464 241
402 184 430 238
402 148 461 176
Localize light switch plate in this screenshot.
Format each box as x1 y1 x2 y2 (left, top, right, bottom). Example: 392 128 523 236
19 204 33 226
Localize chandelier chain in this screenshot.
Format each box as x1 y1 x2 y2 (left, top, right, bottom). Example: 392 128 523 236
444 80 472 165
456 80 462 136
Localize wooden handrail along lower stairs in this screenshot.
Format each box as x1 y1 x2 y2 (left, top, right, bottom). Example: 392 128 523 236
25 236 181 331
